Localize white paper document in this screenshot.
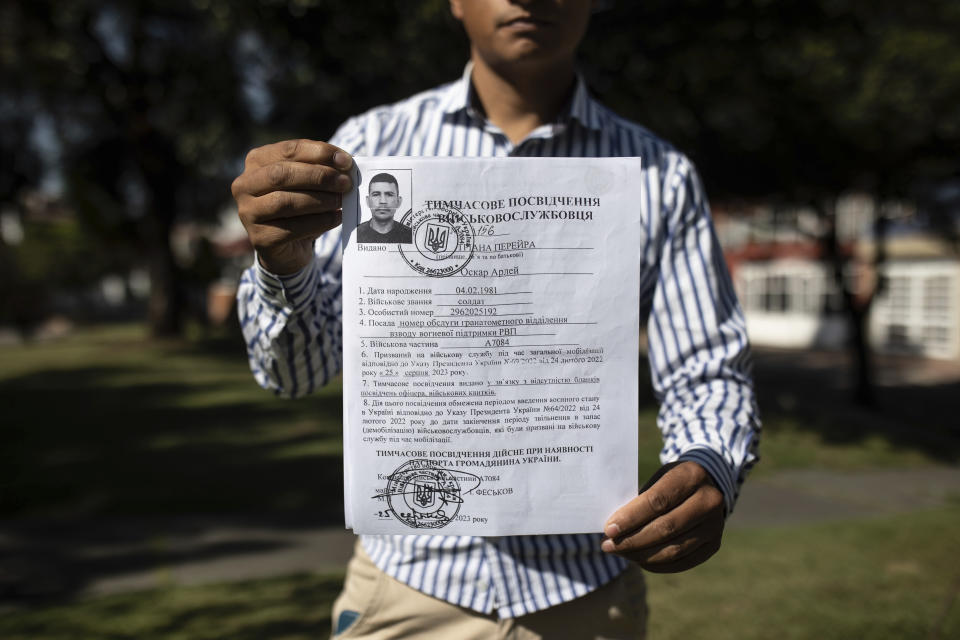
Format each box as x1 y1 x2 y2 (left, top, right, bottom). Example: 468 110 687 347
341 157 642 535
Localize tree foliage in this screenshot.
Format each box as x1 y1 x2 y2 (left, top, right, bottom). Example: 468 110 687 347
584 0 960 201
1 0 958 338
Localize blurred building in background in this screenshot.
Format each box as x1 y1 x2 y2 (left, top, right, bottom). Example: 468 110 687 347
716 194 960 361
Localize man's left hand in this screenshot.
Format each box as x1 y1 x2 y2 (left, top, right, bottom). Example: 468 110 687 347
601 461 725 573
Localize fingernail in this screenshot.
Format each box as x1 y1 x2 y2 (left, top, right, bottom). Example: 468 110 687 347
336 173 352 190
601 539 615 553
604 523 620 538
334 151 352 170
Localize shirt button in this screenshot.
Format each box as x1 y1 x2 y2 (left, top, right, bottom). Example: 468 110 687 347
477 579 488 591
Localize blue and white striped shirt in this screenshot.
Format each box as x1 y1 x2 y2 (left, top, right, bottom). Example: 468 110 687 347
237 64 760 618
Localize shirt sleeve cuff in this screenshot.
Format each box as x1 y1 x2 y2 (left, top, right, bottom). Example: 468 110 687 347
676 447 739 517
254 255 320 313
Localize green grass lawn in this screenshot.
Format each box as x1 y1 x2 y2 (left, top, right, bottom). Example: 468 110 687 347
2 324 959 638
645 507 960 640
0 324 345 518
2 507 956 640
0 572 344 640
1 324 956 517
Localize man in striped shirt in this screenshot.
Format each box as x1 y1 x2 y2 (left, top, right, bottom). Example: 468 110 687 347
231 1 759 637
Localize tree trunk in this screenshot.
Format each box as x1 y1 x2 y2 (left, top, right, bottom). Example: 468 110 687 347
147 229 182 338
850 305 874 406
821 196 885 408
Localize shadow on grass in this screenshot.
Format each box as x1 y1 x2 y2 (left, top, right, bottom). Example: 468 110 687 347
1 365 344 517
0 335 347 603
748 349 960 463
2 536 290 603
3 328 957 607
634 348 960 465
0 572 342 640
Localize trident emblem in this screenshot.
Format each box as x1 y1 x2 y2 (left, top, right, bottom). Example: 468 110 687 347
414 481 437 508
425 223 450 254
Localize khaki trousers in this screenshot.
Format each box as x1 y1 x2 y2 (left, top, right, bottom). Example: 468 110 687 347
331 540 647 639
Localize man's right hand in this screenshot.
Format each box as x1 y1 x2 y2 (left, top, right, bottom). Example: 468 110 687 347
231 139 353 275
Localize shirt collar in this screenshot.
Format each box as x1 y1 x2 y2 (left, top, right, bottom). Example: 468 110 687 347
441 62 605 132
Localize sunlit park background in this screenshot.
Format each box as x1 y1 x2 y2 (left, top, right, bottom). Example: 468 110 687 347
1 1 959 638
